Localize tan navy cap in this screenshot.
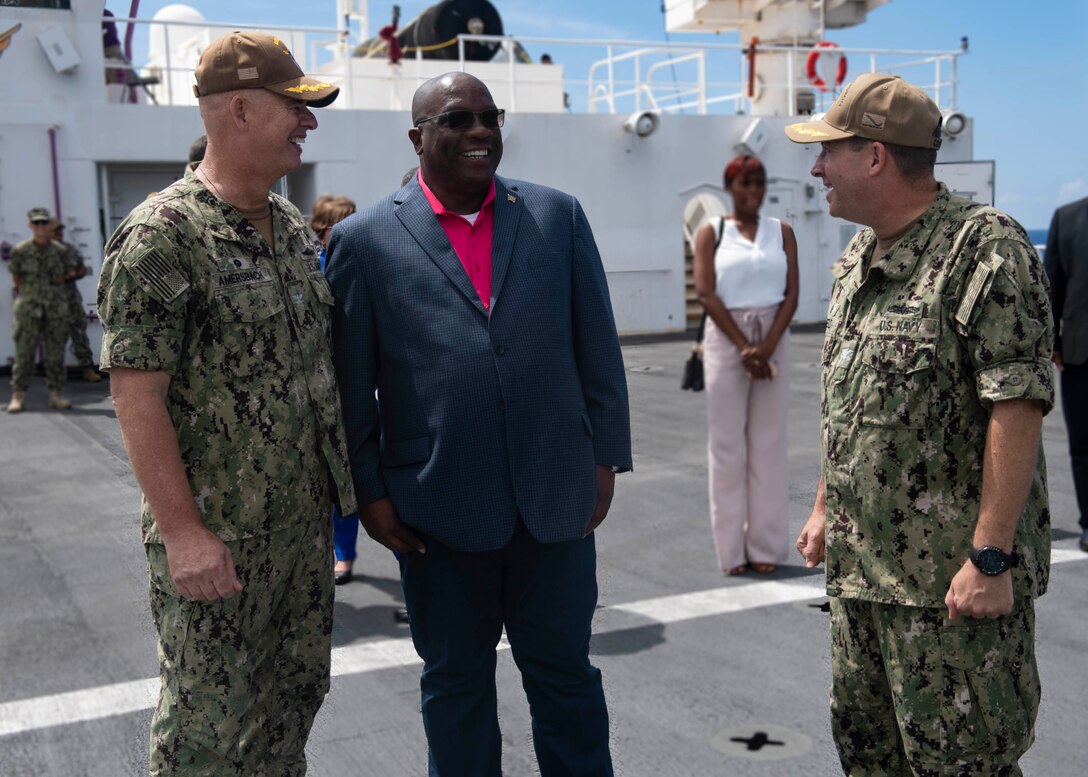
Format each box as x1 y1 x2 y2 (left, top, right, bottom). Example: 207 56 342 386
784 72 943 150
193 31 339 108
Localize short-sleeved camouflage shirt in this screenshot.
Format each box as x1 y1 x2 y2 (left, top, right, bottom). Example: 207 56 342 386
98 170 357 544
820 184 1053 607
8 239 73 308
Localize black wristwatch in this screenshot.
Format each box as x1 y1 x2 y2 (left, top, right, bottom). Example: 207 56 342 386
969 545 1019 576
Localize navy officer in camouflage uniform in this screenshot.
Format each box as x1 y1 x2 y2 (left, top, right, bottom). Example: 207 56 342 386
788 73 1053 775
6 206 75 413
6 205 75 411
98 32 355 776
52 220 103 383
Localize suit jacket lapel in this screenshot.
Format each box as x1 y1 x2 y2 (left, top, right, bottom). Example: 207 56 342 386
394 182 488 316
489 177 520 313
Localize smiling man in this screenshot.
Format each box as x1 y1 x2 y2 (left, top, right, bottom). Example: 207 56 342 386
326 72 631 775
97 32 355 776
788 73 1054 775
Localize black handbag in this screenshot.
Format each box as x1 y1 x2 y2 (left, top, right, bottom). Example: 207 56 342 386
681 217 723 392
681 313 707 391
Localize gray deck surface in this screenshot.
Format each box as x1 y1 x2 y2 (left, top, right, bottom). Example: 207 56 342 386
1 331 1085 776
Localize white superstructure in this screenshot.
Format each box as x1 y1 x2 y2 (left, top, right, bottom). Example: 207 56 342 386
0 0 984 368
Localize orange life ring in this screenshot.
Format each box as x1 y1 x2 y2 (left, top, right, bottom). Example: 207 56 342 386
806 41 847 92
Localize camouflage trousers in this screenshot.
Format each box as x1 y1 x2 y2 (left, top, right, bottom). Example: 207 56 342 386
146 517 334 777
66 288 94 366
830 597 1039 777
11 296 68 392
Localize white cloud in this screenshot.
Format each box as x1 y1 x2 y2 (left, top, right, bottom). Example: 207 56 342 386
1057 179 1087 204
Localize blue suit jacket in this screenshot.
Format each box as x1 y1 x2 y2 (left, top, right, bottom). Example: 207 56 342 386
1045 196 1088 366
326 175 632 552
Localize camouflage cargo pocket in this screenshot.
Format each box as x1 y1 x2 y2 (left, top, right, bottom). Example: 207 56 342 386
938 611 1038 766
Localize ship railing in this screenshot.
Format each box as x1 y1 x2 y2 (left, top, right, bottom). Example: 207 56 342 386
104 15 962 117
455 34 963 117
104 15 352 107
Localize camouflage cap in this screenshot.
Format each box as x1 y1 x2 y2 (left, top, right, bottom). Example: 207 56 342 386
784 72 943 150
193 31 339 108
28 207 52 223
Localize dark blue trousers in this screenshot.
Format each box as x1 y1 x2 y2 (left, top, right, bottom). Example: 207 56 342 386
1061 362 1088 528
399 521 613 777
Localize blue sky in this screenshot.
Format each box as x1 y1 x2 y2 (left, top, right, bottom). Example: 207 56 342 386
116 0 1088 230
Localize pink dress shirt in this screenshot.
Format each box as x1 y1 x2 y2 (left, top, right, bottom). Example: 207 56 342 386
418 170 496 310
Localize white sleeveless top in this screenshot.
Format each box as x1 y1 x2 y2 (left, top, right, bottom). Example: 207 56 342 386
712 216 787 309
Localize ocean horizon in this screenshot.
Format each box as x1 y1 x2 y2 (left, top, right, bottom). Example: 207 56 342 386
1027 228 1047 246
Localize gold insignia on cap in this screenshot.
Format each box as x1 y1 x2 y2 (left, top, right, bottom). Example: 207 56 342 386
238 67 259 80
285 82 333 94
787 124 829 138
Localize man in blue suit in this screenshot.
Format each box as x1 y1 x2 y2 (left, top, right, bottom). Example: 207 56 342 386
1045 197 1088 552
326 73 631 776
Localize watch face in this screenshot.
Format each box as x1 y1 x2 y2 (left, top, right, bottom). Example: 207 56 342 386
974 547 1007 575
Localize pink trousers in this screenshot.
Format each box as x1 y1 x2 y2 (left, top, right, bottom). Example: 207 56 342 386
703 304 791 571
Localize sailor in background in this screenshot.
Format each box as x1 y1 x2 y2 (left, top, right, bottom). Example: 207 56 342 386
6 207 74 413
185 134 206 175
790 73 1053 775
51 221 103 384
1044 197 1088 553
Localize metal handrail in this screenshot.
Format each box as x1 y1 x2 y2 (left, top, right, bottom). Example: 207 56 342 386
102 15 963 115
455 33 961 116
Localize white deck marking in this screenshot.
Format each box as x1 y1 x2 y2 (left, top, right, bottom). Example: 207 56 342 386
611 578 821 623
1 549 1084 738
1051 547 1085 565
0 679 159 738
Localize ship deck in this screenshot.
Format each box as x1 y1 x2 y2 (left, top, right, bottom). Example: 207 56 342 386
1 331 1085 776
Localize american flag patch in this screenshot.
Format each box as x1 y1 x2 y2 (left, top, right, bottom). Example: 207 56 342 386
238 67 259 80
127 247 190 305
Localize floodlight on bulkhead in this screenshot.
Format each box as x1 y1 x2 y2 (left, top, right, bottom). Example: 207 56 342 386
941 110 967 138
623 110 660 138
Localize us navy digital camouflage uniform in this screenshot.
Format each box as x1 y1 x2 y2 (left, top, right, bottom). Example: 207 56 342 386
820 184 1053 776
8 238 74 392
98 169 357 777
59 240 96 367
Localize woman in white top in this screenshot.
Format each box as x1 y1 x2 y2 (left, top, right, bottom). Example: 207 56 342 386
693 154 799 575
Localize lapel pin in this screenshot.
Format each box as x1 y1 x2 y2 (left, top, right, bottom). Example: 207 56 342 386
507 193 517 204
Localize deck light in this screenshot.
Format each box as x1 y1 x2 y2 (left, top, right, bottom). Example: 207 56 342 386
624 110 660 138
942 110 967 137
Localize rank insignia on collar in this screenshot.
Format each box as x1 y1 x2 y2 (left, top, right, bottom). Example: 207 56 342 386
507 194 517 204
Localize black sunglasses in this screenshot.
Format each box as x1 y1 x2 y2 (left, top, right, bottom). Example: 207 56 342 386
414 108 505 131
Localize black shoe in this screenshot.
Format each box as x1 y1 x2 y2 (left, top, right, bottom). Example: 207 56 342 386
334 565 354 585
393 607 410 624
1080 528 1088 553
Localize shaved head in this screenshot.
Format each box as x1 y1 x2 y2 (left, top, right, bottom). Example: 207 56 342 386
411 72 492 125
